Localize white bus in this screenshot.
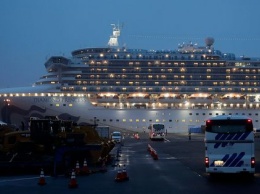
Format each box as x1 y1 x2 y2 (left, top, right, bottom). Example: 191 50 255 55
205 115 255 175
148 123 166 140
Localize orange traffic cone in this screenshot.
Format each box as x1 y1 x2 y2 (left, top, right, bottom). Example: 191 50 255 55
38 168 46 186
151 149 158 160
68 169 78 188
147 144 152 152
154 151 158 160
81 159 90 175
115 168 124 182
121 165 129 181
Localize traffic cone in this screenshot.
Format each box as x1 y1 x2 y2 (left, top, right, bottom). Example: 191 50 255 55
150 148 153 156
154 151 158 160
75 161 80 175
151 149 158 160
121 165 129 181
115 169 123 182
81 159 90 175
68 169 78 188
147 144 152 152
38 168 46 186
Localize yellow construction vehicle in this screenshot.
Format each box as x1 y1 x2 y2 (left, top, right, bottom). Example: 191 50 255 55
0 117 115 175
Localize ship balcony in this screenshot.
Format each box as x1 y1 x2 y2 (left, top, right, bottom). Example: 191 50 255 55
60 77 76 81
187 97 213 103
96 95 119 103
157 96 183 103
37 77 59 82
126 96 151 103
220 97 246 103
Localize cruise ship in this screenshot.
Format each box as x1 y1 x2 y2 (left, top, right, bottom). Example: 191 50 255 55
1 24 260 133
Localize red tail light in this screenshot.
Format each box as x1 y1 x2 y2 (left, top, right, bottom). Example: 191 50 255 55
205 157 209 168
251 157 255 168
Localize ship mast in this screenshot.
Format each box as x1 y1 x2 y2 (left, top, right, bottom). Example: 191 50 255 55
108 24 121 47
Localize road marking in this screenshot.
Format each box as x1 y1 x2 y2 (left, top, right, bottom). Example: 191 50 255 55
163 157 177 160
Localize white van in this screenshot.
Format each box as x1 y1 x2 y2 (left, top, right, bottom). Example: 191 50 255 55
111 131 122 143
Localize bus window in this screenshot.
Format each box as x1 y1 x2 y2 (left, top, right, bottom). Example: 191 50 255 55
206 119 253 133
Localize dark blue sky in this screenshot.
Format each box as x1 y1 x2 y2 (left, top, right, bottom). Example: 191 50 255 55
1 0 260 88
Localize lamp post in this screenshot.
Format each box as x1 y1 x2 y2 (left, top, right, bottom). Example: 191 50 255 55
3 99 10 123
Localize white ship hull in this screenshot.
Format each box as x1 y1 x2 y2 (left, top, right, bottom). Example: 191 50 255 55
1 95 259 133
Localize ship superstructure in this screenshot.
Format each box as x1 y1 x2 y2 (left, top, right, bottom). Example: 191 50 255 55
0 24 260 132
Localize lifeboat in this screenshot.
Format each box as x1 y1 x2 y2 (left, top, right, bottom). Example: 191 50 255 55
126 94 150 103
187 94 213 103
157 94 183 103
221 95 246 103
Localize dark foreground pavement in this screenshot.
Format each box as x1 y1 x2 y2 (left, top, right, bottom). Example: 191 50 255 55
0 133 260 194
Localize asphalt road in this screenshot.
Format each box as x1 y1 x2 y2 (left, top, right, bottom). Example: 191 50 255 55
0 133 260 194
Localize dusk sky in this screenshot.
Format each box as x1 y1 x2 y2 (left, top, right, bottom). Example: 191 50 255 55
1 0 260 88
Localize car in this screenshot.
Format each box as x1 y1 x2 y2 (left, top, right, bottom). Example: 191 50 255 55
254 128 260 138
111 131 122 143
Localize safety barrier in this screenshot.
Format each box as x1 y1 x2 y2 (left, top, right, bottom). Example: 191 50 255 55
147 144 159 160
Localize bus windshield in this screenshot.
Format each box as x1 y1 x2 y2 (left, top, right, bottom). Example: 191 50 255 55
153 124 165 131
206 119 253 133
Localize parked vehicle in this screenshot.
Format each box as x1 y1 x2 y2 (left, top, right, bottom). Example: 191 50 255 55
0 117 115 175
111 131 122 143
205 115 255 175
254 128 260 138
148 123 165 140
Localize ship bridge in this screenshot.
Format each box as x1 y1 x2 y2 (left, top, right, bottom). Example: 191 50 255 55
45 56 70 72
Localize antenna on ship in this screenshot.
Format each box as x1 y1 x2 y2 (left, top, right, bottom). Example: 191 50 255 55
108 23 123 47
